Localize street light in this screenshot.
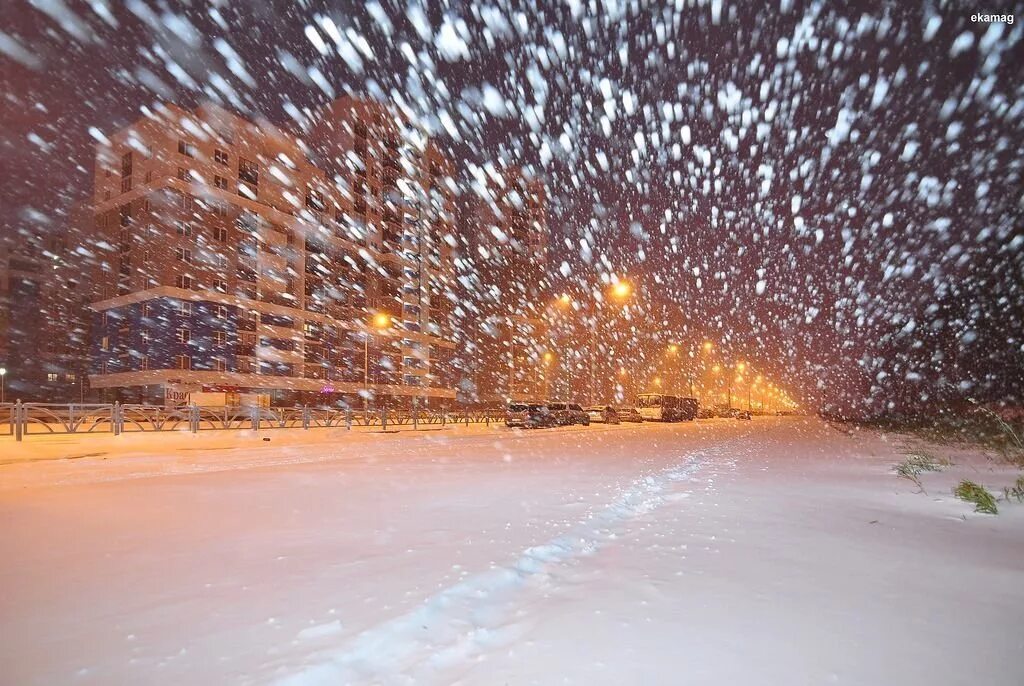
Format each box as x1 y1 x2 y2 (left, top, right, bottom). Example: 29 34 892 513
542 351 553 399
589 279 633 404
364 314 391 410
0 367 6 404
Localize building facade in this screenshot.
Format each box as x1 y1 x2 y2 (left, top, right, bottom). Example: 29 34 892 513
85 100 460 406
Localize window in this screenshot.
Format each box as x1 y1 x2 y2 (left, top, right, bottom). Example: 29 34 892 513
214 149 229 165
47 372 59 382
177 140 195 157
214 175 228 190
176 328 191 344
216 305 228 320
140 356 148 370
141 302 150 317
175 247 193 264
177 355 191 370
213 358 227 372
305 190 325 211
212 202 228 218
177 301 192 316
121 176 132 193
176 221 192 236
213 226 228 242
214 331 227 345
213 278 227 292
101 336 109 351
238 157 259 185
175 274 194 289
121 151 133 177
141 330 150 345
144 170 152 183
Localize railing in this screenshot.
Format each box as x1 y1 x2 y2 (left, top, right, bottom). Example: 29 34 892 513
0 402 506 441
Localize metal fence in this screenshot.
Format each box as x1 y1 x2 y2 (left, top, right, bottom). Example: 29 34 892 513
0 402 506 441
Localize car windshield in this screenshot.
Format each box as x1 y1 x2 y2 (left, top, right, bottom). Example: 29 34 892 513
549 403 566 410
637 395 661 407
508 404 529 412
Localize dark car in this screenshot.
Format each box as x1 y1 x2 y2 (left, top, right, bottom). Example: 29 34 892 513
736 410 752 420
678 397 700 421
506 403 558 428
587 405 620 424
549 402 590 426
614 406 644 423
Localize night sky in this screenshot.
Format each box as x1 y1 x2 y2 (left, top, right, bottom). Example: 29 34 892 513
2 0 1022 414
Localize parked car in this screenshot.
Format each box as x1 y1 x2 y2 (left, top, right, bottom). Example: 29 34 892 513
697 407 716 419
614 406 644 423
736 410 752 420
549 402 590 426
587 405 620 424
678 397 700 421
505 403 558 428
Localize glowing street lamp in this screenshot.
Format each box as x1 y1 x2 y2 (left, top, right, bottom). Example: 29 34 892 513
610 280 632 300
589 279 633 404
0 366 6 404
364 313 392 407
702 341 714 353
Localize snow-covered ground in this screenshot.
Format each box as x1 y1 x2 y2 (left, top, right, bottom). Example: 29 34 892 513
1 417 1021 685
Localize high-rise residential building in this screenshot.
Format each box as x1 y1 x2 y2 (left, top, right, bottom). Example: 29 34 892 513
84 99 459 407
456 165 550 403
1 221 84 402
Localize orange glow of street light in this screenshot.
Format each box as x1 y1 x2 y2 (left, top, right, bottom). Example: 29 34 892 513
558 293 572 306
737 361 746 372
610 281 632 300
702 341 714 353
653 376 662 387
668 344 679 354
372 313 391 329
543 351 553 364
618 366 627 376
712 364 722 374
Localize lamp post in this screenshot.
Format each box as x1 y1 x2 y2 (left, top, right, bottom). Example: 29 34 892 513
589 280 632 405
542 351 553 400
364 313 391 411
666 344 678 394
0 367 6 404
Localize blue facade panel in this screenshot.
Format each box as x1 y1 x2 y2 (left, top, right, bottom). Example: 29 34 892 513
92 297 239 374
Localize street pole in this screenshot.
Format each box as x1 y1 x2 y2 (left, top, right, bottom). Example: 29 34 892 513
364 333 369 412
589 305 597 405
508 324 515 400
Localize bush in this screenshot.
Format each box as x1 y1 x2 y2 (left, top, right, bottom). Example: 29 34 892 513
893 451 948 485
953 480 999 515
1003 476 1024 503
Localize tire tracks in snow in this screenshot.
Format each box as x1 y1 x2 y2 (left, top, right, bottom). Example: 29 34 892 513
269 438 743 686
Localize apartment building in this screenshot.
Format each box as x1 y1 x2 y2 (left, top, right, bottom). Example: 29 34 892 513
86 99 459 406
457 165 551 403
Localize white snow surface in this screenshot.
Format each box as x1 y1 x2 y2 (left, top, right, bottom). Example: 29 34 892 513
1 418 1021 685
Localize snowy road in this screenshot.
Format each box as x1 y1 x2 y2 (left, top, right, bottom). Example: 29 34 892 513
1 418 1021 685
